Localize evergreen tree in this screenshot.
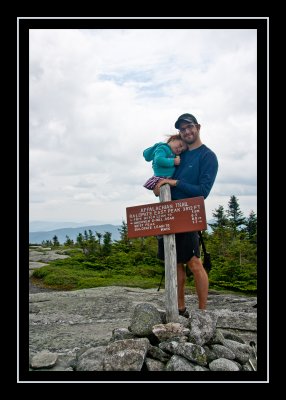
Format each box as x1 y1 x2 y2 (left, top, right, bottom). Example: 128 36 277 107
115 220 131 252
209 205 228 230
76 233 83 247
227 195 246 234
245 210 257 243
88 230 95 242
208 205 230 257
42 239 52 247
96 232 102 246
102 232 112 256
64 235 74 247
52 235 60 247
118 221 129 244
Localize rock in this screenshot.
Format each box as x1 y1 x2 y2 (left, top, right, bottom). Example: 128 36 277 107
28 287 257 373
30 351 58 369
29 287 257 354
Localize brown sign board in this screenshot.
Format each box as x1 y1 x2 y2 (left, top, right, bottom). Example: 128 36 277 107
126 196 207 238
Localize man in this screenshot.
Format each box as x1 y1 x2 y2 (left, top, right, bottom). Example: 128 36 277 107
154 113 218 316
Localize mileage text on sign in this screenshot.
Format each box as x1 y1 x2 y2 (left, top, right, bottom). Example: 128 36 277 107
126 196 207 238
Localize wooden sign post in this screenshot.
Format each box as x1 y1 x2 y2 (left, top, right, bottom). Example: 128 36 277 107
126 189 207 323
159 184 179 323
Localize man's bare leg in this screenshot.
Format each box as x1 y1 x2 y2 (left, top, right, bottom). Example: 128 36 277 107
187 256 209 309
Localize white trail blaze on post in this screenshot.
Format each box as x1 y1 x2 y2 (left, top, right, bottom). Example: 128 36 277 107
159 184 179 323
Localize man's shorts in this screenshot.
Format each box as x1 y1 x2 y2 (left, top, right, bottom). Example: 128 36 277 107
157 231 201 263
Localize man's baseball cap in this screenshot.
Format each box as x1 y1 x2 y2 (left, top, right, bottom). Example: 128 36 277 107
175 113 198 129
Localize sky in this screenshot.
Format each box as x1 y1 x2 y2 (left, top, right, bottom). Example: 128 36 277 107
29 27 257 226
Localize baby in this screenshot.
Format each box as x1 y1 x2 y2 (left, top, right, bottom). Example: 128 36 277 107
143 134 187 190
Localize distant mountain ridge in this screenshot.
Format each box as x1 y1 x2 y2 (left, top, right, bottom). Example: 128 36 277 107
29 224 121 244
29 220 122 232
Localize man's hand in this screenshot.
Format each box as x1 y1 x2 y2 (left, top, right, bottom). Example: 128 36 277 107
153 183 161 197
153 179 178 196
158 178 177 187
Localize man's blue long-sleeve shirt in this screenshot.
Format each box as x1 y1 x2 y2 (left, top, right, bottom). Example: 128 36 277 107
171 144 218 200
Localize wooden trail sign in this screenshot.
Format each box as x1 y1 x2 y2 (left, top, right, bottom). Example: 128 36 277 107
126 195 207 239
126 187 207 323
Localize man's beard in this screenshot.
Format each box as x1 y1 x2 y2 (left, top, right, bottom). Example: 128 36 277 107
183 137 196 145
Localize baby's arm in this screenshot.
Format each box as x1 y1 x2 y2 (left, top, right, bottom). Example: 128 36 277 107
174 156 180 166
154 148 176 167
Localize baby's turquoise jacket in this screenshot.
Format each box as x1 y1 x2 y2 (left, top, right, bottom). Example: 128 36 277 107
143 142 176 177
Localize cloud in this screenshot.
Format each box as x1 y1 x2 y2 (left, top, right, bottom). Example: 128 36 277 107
29 28 257 223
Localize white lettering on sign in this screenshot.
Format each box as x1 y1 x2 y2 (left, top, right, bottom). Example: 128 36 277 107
126 197 206 238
